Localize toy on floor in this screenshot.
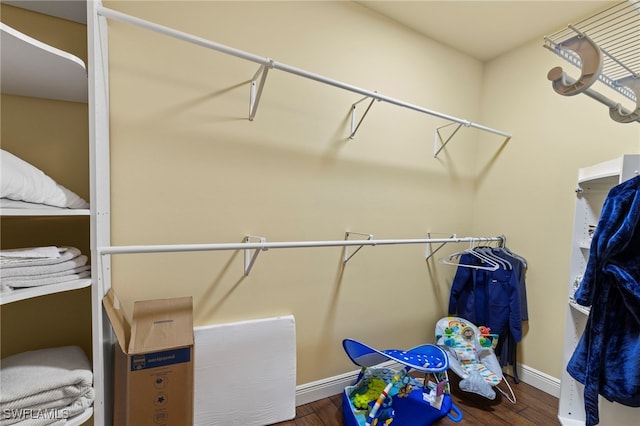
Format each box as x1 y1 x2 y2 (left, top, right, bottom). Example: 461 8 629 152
352 377 387 410
435 316 516 403
363 368 405 426
342 338 463 426
367 395 394 426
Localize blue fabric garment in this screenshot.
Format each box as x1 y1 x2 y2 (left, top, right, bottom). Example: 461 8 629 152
567 175 640 426
447 252 522 342
491 248 528 382
448 253 486 325
492 248 528 321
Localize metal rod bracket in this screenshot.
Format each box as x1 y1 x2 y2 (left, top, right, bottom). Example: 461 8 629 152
609 76 640 123
343 231 373 263
433 123 463 157
249 63 271 121
244 235 266 275
425 232 456 261
349 96 377 139
547 33 603 97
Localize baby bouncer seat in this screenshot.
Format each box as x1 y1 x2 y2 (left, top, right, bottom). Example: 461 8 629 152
435 316 516 403
341 338 462 426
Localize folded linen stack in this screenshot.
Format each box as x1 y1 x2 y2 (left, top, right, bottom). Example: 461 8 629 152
0 346 94 426
0 247 90 293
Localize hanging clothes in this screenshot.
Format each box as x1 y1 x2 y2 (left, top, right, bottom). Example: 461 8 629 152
491 247 528 383
447 246 527 380
567 175 640 426
492 247 528 321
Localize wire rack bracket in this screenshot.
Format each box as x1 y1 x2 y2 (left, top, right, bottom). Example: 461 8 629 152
544 0 640 123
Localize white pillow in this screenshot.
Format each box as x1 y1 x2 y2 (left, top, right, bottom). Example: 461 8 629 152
1 149 89 209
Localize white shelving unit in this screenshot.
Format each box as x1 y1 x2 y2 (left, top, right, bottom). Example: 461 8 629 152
558 154 640 425
0 207 90 216
0 3 95 425
0 278 92 306
65 408 94 426
0 7 90 306
0 22 87 102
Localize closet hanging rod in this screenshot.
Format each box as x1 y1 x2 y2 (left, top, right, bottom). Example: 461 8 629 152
97 6 512 140
97 236 504 256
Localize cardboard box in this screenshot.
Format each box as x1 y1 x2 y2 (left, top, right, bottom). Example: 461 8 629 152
103 289 194 426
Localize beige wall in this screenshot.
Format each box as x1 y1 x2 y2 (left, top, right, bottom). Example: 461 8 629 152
103 0 640 388
104 0 485 384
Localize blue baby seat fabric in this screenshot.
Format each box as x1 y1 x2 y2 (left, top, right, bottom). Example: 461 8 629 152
342 338 462 426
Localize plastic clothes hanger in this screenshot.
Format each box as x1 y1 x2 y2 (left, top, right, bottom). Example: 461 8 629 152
497 245 528 269
477 247 511 270
493 235 528 269
442 241 500 271
472 246 507 270
467 238 510 270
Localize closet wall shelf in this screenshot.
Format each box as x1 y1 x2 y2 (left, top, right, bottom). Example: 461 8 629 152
3 1 87 24
64 408 93 426
577 181 621 193
0 278 92 305
96 6 511 154
97 234 505 276
579 240 592 250
544 0 640 123
578 155 639 183
0 22 88 103
569 300 590 316
0 208 90 217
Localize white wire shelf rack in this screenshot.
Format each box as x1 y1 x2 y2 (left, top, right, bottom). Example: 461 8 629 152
544 0 639 121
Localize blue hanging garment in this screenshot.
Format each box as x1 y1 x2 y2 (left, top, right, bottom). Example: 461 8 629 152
567 175 640 426
447 247 525 380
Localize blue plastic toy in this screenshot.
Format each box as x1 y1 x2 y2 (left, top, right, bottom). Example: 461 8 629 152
342 339 463 426
367 397 394 426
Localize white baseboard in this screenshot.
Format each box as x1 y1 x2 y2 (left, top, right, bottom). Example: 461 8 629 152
295 369 358 406
295 360 402 406
296 363 561 406
505 364 561 398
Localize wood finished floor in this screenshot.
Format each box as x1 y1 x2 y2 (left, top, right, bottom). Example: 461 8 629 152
271 375 560 426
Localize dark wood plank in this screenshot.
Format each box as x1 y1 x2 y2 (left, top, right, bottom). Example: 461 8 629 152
438 374 560 425
328 393 343 410
294 403 316 418
516 405 561 426
292 412 325 426
309 398 344 425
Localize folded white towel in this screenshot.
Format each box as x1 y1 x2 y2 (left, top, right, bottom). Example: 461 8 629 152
0 247 60 261
0 248 80 269
0 346 93 421
2 415 66 426
2 270 90 290
0 256 87 279
1 395 94 426
3 265 90 280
